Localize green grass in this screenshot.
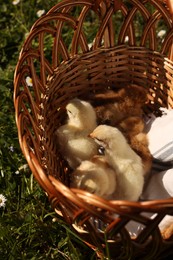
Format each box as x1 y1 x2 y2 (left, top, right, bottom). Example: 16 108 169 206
0 1 97 258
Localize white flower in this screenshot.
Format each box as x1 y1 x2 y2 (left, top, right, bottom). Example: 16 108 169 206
9 145 14 152
88 42 93 49
124 35 129 43
52 217 58 223
158 30 166 38
36 10 45 18
15 164 28 175
26 76 33 87
12 0 20 5
0 194 7 208
1 170 4 178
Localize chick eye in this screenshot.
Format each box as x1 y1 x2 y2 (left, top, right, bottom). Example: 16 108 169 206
67 110 72 114
95 137 102 142
98 146 105 155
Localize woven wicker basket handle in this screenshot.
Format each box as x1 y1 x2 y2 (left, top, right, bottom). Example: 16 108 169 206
166 0 173 16
95 0 173 16
165 0 173 60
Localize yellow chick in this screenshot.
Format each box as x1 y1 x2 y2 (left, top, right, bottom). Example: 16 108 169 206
89 125 144 201
56 98 98 169
88 85 152 177
118 116 152 177
70 155 117 200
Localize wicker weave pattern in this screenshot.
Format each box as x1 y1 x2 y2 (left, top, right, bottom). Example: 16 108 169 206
14 0 173 258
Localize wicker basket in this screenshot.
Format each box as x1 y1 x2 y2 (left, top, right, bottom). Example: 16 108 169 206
14 0 173 259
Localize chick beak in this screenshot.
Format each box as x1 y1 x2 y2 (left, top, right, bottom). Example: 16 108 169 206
88 133 94 139
89 134 102 144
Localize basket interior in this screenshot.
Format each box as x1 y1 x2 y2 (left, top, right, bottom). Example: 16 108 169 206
40 45 173 183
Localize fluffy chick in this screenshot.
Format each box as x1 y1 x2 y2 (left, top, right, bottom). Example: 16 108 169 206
118 116 152 176
89 125 144 201
91 84 148 125
56 98 98 169
70 155 117 200
88 85 152 176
